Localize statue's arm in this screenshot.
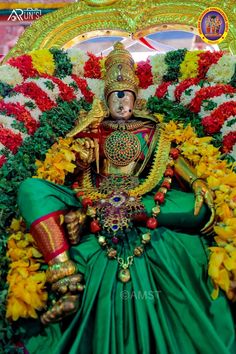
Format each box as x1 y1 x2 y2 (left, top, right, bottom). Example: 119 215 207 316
174 156 215 234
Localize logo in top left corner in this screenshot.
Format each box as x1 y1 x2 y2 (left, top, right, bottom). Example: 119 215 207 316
7 8 42 22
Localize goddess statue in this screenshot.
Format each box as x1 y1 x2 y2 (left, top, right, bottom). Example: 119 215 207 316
18 43 236 354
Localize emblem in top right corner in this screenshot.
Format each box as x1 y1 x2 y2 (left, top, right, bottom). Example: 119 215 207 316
198 7 229 44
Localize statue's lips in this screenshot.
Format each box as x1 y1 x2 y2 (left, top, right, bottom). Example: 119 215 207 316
116 110 128 115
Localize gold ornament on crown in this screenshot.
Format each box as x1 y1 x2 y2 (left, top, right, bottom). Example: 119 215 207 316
104 42 139 101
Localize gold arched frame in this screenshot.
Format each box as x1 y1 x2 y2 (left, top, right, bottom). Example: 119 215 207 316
3 0 236 62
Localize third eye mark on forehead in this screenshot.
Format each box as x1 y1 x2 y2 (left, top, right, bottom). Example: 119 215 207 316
117 91 125 98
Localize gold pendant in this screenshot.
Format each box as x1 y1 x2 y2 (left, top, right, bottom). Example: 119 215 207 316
118 268 131 283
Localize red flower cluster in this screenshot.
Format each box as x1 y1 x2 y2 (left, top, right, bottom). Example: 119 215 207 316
84 53 102 79
222 132 236 153
0 101 38 135
15 82 56 111
175 78 200 101
0 155 7 168
202 101 236 134
0 125 22 153
189 84 236 113
42 75 76 102
198 51 223 80
136 60 153 89
8 55 39 80
71 75 94 103
155 82 172 98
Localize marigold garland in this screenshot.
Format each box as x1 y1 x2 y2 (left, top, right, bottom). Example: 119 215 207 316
179 50 202 81
30 49 55 76
6 218 47 321
165 121 236 300
35 137 81 184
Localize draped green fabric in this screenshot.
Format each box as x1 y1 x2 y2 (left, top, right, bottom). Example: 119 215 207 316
18 178 236 354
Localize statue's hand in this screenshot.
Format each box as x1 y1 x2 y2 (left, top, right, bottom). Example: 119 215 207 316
40 294 80 324
75 137 96 166
192 179 216 234
41 260 85 324
51 273 84 294
65 210 87 245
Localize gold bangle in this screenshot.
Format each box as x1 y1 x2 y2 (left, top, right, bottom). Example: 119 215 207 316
190 177 205 188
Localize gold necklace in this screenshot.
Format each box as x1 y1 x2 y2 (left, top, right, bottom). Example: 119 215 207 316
98 232 152 283
102 119 149 131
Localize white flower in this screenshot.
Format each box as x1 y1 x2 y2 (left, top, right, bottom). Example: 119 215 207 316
199 93 236 118
0 65 23 87
67 48 89 77
166 83 178 101
4 93 42 121
138 85 157 100
230 143 236 160
220 115 236 137
149 54 168 84
206 54 236 84
86 78 105 100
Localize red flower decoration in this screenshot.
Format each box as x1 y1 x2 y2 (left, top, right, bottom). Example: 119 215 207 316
223 132 236 153
0 155 7 168
71 75 94 103
175 78 200 101
42 75 76 102
8 55 39 79
0 101 39 135
84 53 102 79
136 60 153 89
189 84 236 113
0 125 22 153
15 82 56 111
155 82 172 99
202 101 236 134
198 51 223 80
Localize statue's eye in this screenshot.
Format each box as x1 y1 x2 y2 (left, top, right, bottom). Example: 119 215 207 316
117 91 125 98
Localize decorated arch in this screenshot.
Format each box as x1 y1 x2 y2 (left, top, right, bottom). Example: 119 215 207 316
1 0 236 351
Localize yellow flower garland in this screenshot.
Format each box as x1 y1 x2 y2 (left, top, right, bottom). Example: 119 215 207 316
34 137 80 184
165 121 236 300
6 219 47 321
179 50 202 81
30 49 55 76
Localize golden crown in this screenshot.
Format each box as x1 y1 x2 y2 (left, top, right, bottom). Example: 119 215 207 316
104 42 139 101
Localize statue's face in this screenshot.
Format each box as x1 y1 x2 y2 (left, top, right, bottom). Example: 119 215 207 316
107 91 135 121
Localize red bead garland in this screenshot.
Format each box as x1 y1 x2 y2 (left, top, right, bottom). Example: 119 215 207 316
90 220 101 233
146 159 175 230
154 192 165 204
146 217 158 229
82 198 93 208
